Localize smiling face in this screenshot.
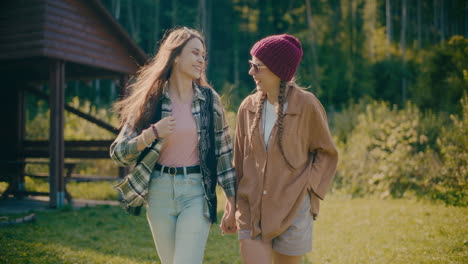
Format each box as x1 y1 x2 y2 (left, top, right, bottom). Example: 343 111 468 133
173 38 206 80
248 56 281 94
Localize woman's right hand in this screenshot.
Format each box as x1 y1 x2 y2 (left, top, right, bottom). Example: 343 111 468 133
154 116 176 139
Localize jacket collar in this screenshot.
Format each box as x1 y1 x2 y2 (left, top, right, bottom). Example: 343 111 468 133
245 86 301 115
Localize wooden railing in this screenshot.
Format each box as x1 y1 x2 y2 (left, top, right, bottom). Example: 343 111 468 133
23 140 113 159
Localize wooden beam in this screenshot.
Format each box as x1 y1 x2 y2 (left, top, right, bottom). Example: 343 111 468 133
24 150 111 159
24 140 113 148
23 140 112 159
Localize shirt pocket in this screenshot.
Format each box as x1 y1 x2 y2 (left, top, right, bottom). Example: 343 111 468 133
282 116 308 169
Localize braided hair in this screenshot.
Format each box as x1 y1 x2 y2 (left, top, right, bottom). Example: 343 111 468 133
248 92 267 140
276 80 294 168
248 80 294 168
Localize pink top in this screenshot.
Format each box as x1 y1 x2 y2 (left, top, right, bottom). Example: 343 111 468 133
157 100 200 167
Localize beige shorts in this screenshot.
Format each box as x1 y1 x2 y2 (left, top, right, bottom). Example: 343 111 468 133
238 194 314 256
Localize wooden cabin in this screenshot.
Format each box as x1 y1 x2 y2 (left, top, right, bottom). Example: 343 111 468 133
0 0 147 207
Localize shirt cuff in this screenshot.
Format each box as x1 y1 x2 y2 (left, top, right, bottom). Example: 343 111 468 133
222 181 236 197
127 137 140 155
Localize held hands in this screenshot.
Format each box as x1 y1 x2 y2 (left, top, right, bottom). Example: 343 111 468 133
220 197 237 235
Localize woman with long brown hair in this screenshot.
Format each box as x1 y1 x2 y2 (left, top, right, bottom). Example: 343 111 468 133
224 34 338 263
110 27 236 264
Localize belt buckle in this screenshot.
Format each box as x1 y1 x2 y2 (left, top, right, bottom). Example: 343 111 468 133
168 166 177 176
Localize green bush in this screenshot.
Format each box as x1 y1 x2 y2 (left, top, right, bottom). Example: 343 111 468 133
434 94 468 206
334 96 467 206
330 96 374 144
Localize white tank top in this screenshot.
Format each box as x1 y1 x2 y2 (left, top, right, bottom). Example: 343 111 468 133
262 100 288 151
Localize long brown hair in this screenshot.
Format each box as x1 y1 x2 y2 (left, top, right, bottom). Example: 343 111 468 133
249 80 300 168
114 27 210 132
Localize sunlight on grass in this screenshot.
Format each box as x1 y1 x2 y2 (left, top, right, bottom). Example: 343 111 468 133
1 196 466 263
2 241 155 264
22 177 118 200
308 197 468 264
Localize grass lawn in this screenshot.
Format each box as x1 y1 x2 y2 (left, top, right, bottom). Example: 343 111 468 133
0 178 119 202
0 194 466 264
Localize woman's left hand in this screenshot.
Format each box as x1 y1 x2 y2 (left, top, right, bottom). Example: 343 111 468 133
220 197 237 235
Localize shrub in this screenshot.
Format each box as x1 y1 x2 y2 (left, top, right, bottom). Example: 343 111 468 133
334 96 466 206
433 94 468 206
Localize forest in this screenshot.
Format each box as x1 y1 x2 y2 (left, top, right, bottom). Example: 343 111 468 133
2 3 465 263
26 0 467 205
91 0 467 114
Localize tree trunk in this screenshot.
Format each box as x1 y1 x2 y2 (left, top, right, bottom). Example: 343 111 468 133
370 1 375 60
401 0 407 103
305 0 321 95
348 0 355 98
386 0 392 57
440 0 445 43
259 0 272 35
433 0 438 44
233 39 239 87
417 0 421 48
172 0 178 26
151 0 160 53
112 0 121 20
135 3 141 41
127 1 136 39
465 2 468 38
74 81 79 96
198 0 207 32
110 80 116 101
330 0 341 108
206 0 212 70
95 80 101 106
364 0 376 60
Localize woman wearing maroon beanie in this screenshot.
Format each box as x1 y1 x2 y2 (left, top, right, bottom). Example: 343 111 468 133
221 34 338 263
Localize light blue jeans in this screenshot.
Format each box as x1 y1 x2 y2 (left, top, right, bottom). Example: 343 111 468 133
146 167 211 264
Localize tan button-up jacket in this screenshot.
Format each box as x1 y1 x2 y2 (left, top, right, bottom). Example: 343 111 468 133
234 86 338 240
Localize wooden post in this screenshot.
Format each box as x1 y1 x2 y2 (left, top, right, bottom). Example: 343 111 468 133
1 79 25 198
49 60 66 208
17 84 26 194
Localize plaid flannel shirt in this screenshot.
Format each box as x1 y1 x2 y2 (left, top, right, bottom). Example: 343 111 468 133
110 83 236 207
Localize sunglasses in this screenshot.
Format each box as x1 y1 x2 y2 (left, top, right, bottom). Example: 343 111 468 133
248 60 267 74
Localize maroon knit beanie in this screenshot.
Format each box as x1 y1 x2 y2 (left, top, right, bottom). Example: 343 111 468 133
250 34 303 81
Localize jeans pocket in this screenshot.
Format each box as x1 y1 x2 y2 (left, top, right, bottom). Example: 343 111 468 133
148 174 172 203
184 173 204 197
185 173 203 185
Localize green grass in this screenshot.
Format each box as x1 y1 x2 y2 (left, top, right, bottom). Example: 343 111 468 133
0 196 466 264
0 177 118 201
23 177 119 201
308 196 468 264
